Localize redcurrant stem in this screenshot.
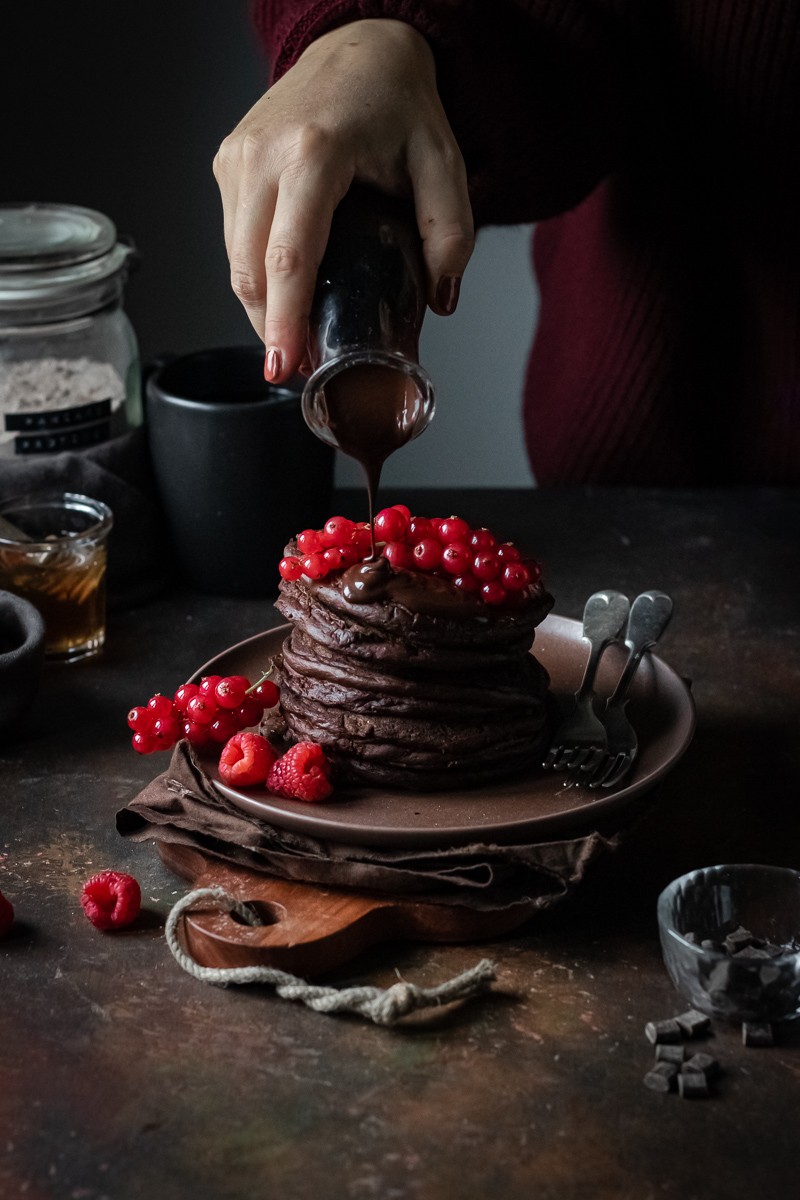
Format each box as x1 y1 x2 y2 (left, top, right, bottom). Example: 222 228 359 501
246 663 276 695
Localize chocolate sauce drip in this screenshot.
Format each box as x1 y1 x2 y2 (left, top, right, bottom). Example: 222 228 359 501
319 363 424 546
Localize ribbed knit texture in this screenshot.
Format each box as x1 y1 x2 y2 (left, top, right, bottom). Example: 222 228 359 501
252 1 800 484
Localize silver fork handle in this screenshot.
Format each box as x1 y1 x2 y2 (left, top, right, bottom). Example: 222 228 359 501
576 590 630 700
607 590 673 706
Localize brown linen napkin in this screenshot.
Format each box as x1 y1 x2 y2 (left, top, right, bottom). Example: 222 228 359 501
117 741 638 914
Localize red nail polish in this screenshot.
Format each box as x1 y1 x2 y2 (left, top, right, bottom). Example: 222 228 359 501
265 348 282 381
435 275 461 315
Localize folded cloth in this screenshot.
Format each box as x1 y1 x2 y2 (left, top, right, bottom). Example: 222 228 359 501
117 741 647 913
0 427 168 609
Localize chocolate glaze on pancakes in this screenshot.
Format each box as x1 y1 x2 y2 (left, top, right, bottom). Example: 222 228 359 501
274 549 554 791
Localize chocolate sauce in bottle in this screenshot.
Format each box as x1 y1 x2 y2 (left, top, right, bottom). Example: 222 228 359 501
301 185 435 536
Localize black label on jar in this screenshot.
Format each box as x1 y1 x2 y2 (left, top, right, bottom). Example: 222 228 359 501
14 420 112 455
5 398 112 431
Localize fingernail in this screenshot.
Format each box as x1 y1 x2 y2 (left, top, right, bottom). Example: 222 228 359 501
435 274 461 315
264 348 282 381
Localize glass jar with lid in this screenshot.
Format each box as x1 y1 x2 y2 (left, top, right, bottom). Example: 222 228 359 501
0 202 141 458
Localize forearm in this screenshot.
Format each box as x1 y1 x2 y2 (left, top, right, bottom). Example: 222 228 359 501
251 0 630 225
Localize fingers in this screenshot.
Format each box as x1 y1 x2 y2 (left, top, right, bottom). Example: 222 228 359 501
262 158 351 382
408 130 475 317
214 133 276 344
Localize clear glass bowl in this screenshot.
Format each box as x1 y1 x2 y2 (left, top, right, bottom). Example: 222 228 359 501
657 864 800 1023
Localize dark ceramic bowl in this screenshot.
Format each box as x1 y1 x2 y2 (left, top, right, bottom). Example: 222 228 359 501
0 591 45 730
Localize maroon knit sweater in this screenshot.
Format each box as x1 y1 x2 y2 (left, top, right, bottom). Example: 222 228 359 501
252 1 800 485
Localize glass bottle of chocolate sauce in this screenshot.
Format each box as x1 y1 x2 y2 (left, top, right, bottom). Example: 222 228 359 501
301 184 435 540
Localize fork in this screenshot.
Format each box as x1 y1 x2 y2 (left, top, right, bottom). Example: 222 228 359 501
578 590 674 789
543 589 630 774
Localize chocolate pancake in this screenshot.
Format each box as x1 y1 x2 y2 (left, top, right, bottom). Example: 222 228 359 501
273 552 554 791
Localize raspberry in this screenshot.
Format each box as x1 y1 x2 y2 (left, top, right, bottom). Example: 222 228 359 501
219 732 278 787
80 871 141 931
267 742 333 802
0 890 14 938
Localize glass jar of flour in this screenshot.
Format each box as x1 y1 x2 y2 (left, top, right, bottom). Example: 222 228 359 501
0 203 141 457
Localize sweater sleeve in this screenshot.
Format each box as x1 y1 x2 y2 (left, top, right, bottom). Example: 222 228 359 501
250 0 632 226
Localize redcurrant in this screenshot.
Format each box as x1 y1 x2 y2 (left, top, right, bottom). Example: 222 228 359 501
208 712 240 744
321 515 355 547
214 675 250 710
496 542 522 562
250 678 280 709
437 516 470 544
469 528 497 552
279 556 304 581
127 705 153 733
182 719 212 747
481 580 508 605
173 682 200 712
322 546 345 571
408 516 433 542
296 528 322 554
392 503 412 521
472 551 502 581
412 538 443 571
198 676 223 700
383 540 415 570
453 573 481 594
186 694 218 725
301 552 329 580
233 697 264 729
440 542 473 575
501 561 533 591
373 506 408 542
132 731 159 754
153 714 181 747
147 693 174 719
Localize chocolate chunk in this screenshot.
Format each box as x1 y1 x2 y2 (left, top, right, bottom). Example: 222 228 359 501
645 1018 683 1044
684 1052 720 1079
731 945 771 960
677 1071 709 1098
742 1021 774 1047
724 926 756 954
655 1044 686 1064
644 1062 679 1093
675 1009 712 1037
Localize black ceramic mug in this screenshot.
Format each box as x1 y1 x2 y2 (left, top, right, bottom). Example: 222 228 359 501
145 347 334 596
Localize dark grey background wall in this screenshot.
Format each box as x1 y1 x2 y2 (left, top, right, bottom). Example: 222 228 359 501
3 1 536 486
3 0 265 362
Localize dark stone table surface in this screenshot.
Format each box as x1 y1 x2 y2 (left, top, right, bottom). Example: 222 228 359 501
2 486 799 1199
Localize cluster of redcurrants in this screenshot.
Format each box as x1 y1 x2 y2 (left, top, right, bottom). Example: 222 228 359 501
127 673 279 755
279 506 543 607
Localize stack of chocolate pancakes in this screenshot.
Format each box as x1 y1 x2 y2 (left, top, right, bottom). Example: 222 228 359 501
273 551 554 791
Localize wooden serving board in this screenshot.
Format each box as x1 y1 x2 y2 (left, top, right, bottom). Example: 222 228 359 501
159 843 539 977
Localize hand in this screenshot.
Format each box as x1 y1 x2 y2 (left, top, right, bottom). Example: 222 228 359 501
213 19 474 382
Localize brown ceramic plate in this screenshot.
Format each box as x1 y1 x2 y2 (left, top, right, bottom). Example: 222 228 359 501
189 615 694 849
